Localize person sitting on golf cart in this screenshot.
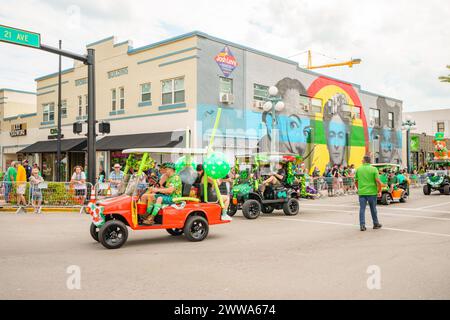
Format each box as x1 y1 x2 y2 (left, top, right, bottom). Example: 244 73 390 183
387 170 398 193
260 162 285 193
141 162 182 225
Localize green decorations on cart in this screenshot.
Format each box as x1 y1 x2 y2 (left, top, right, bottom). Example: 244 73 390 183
125 154 155 172
203 152 230 179
175 156 196 173
286 162 294 185
232 183 252 199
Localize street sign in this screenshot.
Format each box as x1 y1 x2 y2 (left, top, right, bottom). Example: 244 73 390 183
0 24 40 48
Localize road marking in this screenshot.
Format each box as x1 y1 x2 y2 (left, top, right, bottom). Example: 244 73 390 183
266 217 450 238
301 203 450 214
415 201 450 210
303 208 450 221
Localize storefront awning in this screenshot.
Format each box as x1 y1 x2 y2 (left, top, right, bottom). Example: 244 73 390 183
94 131 185 151
18 138 87 153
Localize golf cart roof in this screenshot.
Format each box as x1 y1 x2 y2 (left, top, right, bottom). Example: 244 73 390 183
122 148 208 155
371 163 400 168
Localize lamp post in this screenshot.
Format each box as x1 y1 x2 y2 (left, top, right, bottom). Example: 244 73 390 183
263 86 285 154
402 115 416 173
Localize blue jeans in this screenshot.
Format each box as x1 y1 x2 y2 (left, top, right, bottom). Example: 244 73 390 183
359 195 379 226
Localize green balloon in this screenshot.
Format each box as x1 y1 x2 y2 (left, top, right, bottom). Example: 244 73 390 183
175 156 196 173
204 152 230 179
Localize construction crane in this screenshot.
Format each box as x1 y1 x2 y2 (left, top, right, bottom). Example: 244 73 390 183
306 50 361 70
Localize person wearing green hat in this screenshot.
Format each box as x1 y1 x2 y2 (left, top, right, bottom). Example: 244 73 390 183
142 162 182 225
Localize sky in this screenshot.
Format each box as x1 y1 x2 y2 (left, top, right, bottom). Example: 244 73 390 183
0 0 449 112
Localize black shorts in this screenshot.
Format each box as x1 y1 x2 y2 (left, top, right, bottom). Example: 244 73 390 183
75 189 86 196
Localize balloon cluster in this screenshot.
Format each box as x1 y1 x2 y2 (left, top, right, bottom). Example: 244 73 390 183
203 152 230 179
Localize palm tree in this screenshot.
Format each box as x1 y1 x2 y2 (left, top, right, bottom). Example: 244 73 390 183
439 65 450 83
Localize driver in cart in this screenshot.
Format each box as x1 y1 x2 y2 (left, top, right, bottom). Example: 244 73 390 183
141 162 182 225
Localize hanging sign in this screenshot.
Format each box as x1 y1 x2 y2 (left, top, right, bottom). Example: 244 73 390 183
214 46 237 77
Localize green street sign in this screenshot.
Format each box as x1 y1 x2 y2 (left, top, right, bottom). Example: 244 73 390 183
0 24 40 48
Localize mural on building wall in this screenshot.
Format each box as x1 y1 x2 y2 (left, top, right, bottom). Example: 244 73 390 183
197 76 401 173
368 97 402 164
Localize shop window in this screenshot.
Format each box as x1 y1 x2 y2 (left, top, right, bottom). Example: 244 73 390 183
220 77 233 94
61 100 67 118
437 122 445 132
388 112 394 128
162 77 185 105
119 87 125 110
78 96 83 116
43 103 55 122
111 89 116 111
253 84 268 101
84 94 88 115
353 106 361 119
370 108 380 126
140 83 151 103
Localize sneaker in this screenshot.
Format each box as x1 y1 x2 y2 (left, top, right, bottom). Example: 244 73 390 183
221 213 233 221
373 223 383 230
37 207 42 214
15 206 26 214
360 225 367 231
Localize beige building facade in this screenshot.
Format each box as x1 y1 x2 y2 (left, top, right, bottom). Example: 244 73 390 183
0 88 37 168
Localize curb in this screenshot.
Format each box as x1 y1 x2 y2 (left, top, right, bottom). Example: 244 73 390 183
0 207 84 213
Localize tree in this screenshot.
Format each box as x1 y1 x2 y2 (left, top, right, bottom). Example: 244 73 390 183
439 65 450 83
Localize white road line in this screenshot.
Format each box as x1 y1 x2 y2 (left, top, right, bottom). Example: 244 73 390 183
301 203 450 214
303 208 450 222
416 201 450 210
266 217 450 238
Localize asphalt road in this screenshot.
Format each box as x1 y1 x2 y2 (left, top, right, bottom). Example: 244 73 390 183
0 187 449 299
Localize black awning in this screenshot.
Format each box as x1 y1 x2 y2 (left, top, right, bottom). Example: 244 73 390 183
18 138 87 153
94 131 185 151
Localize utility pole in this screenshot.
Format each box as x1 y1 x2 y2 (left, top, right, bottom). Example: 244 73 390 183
56 40 62 181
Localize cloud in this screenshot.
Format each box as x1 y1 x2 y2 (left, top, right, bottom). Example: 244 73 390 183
0 0 449 111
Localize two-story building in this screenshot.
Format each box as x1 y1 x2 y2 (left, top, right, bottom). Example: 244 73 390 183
17 31 404 180
0 88 37 168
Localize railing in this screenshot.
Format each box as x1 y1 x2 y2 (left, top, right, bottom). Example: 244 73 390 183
0 181 94 210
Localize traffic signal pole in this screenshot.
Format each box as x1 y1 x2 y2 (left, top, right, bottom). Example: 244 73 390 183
0 37 97 184
87 48 97 183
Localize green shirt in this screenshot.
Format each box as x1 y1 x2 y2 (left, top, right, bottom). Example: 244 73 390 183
355 163 380 196
166 174 182 198
4 167 17 182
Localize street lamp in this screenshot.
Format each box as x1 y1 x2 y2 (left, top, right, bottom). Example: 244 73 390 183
402 115 416 173
263 86 285 154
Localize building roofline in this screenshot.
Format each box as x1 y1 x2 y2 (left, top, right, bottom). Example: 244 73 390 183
403 107 450 113
0 88 36 95
34 68 75 82
86 36 114 48
32 30 401 102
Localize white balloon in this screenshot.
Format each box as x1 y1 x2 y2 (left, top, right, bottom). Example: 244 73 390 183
268 86 278 96
275 101 285 112
263 101 273 112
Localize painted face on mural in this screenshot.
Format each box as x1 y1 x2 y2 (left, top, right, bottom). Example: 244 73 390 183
323 94 349 166
327 113 347 165
260 78 310 155
380 127 393 163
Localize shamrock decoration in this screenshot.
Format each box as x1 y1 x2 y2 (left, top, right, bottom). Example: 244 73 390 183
175 156 197 173
87 202 106 227
203 152 230 179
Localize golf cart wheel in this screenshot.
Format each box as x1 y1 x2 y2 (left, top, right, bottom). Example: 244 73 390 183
184 216 209 242
242 200 261 219
400 191 407 203
444 185 450 195
261 205 275 214
283 198 300 216
89 223 100 242
166 228 183 236
423 185 431 195
227 204 238 217
99 220 128 249
381 193 391 205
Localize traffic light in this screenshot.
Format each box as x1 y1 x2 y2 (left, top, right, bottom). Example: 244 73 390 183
99 121 110 134
73 122 82 134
